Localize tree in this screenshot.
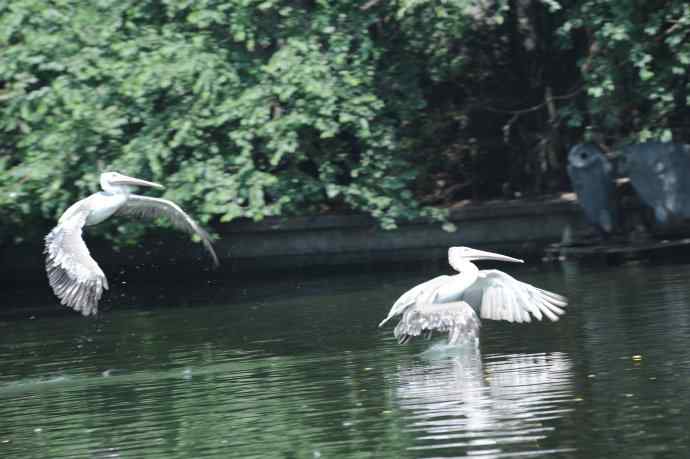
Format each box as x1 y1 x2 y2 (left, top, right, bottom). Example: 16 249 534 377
2 0 689 247
0 0 444 246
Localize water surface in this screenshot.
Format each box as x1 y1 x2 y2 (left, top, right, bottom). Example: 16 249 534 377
2 260 690 458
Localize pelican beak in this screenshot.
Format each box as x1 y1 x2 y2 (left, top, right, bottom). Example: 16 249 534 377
449 247 524 264
111 174 165 189
467 248 524 263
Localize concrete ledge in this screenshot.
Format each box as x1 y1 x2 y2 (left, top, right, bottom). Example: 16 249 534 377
217 194 585 262
1 195 588 284
220 195 581 233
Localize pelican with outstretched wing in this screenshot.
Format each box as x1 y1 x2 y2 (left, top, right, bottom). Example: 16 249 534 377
44 171 219 316
379 247 567 345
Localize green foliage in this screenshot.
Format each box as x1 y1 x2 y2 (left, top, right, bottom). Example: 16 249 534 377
0 0 444 244
558 0 690 143
394 0 690 198
2 0 690 246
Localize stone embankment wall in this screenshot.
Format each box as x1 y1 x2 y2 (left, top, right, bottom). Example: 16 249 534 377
1 195 587 285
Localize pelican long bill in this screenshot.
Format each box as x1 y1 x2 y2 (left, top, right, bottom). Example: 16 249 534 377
109 174 164 189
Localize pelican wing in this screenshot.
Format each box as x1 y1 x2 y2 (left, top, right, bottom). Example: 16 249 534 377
115 195 219 266
45 209 108 316
378 275 451 327
394 301 480 345
462 270 567 323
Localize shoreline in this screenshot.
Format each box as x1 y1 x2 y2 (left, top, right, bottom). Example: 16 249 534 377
2 194 587 285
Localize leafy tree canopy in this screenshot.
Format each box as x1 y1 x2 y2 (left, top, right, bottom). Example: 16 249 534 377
1 0 689 245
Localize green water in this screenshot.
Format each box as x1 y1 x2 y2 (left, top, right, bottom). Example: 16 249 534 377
2 260 690 458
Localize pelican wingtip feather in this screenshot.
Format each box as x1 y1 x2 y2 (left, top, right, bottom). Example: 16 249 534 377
44 226 107 317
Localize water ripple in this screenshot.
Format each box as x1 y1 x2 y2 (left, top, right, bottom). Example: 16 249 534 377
4 263 690 457
396 351 575 457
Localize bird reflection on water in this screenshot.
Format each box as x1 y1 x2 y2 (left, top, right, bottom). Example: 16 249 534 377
395 348 575 457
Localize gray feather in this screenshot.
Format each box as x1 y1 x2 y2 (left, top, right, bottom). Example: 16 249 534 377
394 301 480 345
44 209 108 316
115 195 219 267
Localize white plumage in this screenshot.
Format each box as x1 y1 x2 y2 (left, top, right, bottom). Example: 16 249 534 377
45 172 218 316
394 301 481 346
456 270 567 323
379 246 567 344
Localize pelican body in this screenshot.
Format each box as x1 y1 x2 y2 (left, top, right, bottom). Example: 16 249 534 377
45 171 219 316
379 247 567 345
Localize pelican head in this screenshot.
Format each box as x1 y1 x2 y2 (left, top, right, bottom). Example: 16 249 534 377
448 246 523 271
100 171 164 194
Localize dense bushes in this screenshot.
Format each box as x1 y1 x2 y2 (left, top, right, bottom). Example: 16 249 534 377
1 0 689 244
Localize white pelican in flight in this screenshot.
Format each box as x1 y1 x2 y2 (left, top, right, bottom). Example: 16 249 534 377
44 171 219 316
379 247 567 344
